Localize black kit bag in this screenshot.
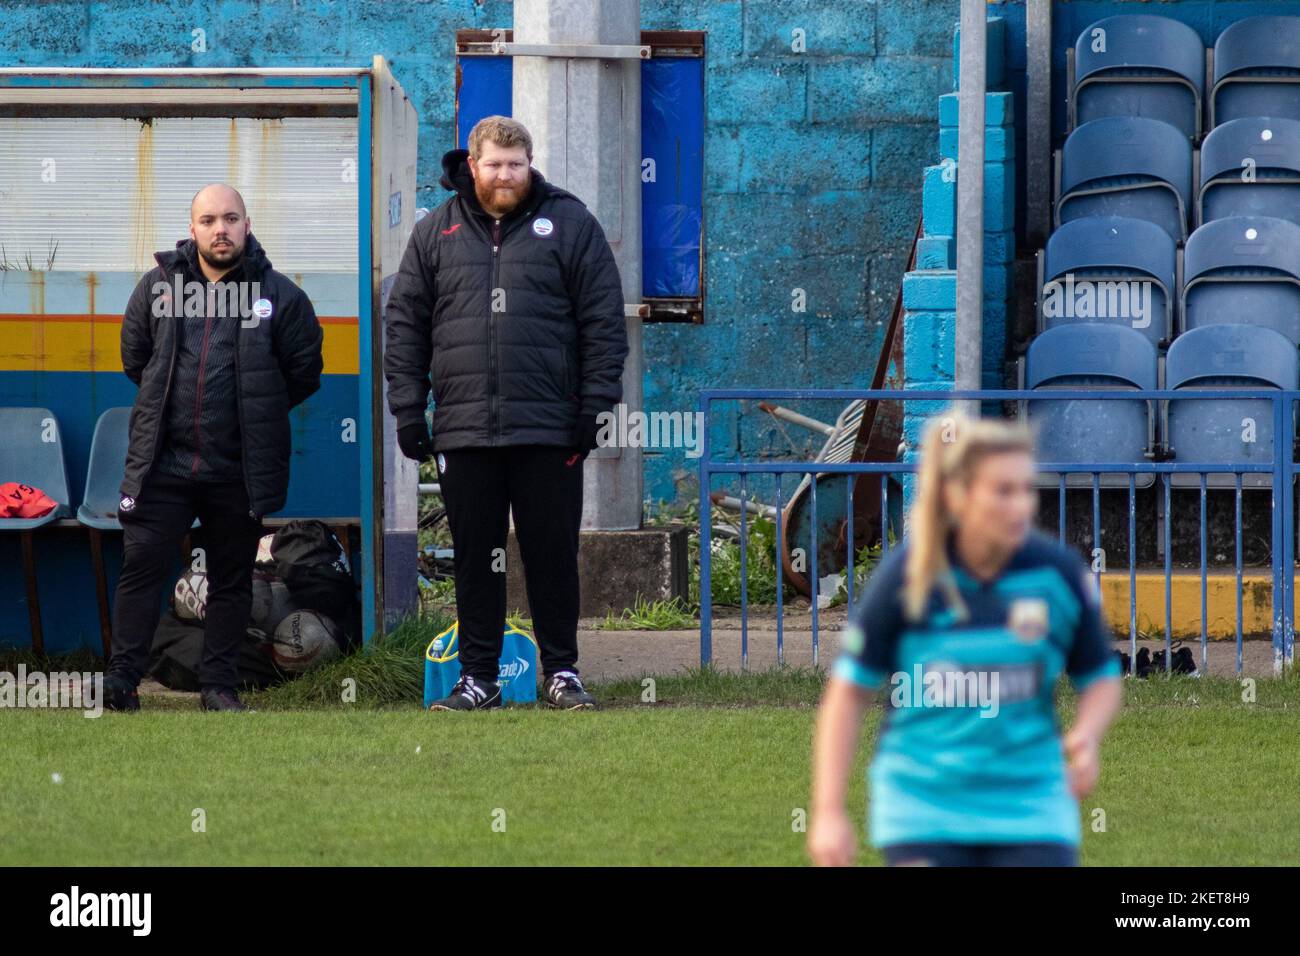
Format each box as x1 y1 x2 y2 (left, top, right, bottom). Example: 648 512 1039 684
148 616 286 692
270 520 361 651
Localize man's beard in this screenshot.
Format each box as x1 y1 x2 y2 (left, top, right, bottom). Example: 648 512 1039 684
199 240 243 273
475 176 530 216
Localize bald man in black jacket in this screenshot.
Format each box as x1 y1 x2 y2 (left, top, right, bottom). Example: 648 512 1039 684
104 184 323 713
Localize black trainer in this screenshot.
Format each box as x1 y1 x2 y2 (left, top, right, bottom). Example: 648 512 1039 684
429 675 502 711
100 674 140 712
543 670 596 710
200 687 251 712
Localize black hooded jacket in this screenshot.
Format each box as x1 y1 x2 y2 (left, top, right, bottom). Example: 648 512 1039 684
153 242 246 483
382 148 628 450
118 234 324 517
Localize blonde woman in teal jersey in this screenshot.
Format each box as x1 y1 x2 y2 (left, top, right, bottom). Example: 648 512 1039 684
808 410 1122 866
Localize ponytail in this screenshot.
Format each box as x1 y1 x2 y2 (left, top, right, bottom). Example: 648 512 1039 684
902 409 1036 623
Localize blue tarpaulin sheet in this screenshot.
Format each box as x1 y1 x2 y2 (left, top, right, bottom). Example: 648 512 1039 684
456 54 703 299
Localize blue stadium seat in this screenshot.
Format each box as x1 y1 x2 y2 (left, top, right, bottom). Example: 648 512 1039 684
76 406 133 657
1165 324 1298 488
1025 324 1158 488
77 407 132 531
75 407 198 656
0 407 73 655
0 407 71 529
1211 15 1300 127
1056 116 1193 242
1197 117 1300 228
1039 215 1176 348
1071 15 1206 142
1181 216 1300 345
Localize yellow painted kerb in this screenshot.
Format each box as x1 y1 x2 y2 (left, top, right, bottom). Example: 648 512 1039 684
1099 572 1280 640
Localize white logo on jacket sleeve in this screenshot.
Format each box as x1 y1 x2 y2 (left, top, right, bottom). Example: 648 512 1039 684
252 298 274 319
532 217 554 237
119 496 135 513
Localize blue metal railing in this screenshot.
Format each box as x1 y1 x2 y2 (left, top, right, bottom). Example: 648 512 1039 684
698 388 1298 676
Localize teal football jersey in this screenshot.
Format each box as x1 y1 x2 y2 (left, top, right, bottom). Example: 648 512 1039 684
832 527 1120 847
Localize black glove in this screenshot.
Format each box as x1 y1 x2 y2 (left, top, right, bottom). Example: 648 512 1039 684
397 422 435 463
570 412 601 461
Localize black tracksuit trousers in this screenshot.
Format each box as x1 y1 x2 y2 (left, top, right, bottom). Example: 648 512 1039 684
108 470 264 690
436 444 584 683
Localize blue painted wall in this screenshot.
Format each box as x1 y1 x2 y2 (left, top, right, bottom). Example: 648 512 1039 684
0 0 959 515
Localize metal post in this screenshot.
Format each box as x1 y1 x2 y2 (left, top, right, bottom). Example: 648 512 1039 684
357 71 379 640
1274 393 1293 675
513 0 644 530
955 0 987 416
699 391 712 665
1025 0 1053 247
1284 392 1294 676
1284 393 1296 674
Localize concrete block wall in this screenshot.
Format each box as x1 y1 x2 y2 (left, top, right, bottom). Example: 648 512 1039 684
899 16 1015 518
644 0 954 512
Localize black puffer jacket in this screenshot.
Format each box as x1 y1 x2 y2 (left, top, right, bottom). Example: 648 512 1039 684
119 234 324 517
383 148 628 449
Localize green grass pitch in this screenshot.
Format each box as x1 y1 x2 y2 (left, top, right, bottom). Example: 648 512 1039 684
2 671 1298 865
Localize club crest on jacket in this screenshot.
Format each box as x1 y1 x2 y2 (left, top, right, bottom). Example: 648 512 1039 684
1008 597 1049 643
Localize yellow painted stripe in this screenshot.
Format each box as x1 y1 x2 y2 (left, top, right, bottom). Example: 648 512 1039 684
0 314 360 375
1100 573 1278 640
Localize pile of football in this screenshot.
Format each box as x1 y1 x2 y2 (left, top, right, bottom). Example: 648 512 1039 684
169 533 343 674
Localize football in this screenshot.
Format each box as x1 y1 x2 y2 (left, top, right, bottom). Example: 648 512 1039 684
268 609 343 672
249 571 298 637
171 569 208 623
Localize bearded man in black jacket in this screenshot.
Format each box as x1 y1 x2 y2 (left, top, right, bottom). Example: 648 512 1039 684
384 116 628 711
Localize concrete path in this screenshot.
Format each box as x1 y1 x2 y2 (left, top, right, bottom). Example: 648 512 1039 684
138 602 1285 701
578 613 1283 680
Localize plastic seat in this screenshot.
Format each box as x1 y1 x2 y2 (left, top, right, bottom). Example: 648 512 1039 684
1071 15 1206 142
75 406 200 656
0 407 73 655
1039 215 1176 348
75 406 200 531
1056 116 1193 242
1181 216 1300 346
1211 16 1300 127
77 407 132 656
77 407 132 531
1198 117 1300 227
0 407 71 529
1165 324 1298 488
1025 324 1159 489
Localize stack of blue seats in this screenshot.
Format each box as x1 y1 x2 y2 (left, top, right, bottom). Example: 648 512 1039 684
1027 13 1300 487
